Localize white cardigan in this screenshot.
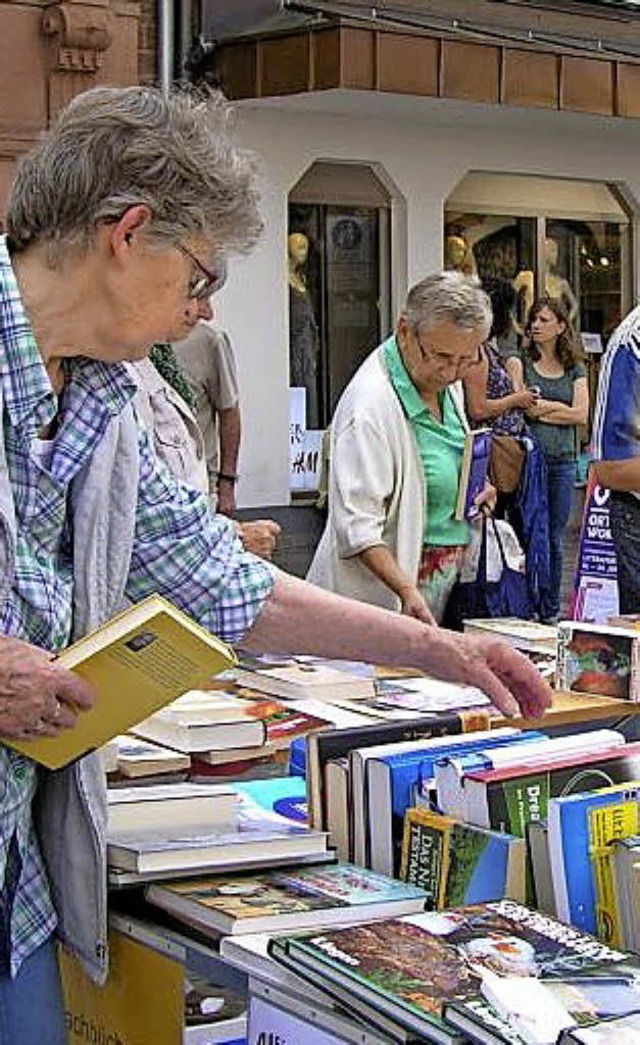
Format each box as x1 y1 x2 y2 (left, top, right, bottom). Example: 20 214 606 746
307 343 468 611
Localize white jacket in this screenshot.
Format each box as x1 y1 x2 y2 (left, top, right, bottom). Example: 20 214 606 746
307 343 468 609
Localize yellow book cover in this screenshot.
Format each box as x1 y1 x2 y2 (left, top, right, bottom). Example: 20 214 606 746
400 807 526 907
400 808 452 907
589 801 640 947
7 594 236 770
60 928 184 1044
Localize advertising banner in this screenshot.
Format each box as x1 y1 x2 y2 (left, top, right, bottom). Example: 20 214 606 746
571 469 619 623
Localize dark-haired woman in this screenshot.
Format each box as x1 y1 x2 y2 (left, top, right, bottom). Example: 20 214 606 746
506 297 588 623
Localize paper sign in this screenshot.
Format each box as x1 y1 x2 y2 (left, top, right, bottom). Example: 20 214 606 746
571 469 619 623
61 929 184 1045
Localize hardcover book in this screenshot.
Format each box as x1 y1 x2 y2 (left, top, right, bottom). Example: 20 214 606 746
462 618 558 655
107 781 238 835
113 734 191 778
459 742 640 837
234 662 375 702
107 820 329 876
306 713 466 833
450 973 640 1045
400 808 526 907
7 594 236 769
363 728 532 875
270 900 635 1045
611 835 640 952
435 729 624 823
558 1011 640 1044
556 622 640 700
133 711 267 754
146 863 427 937
455 428 493 521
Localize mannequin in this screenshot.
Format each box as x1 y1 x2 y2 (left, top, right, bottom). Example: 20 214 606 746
288 232 319 427
444 233 476 276
513 237 579 331
543 237 579 325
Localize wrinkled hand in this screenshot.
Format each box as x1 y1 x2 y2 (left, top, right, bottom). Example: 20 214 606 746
421 630 552 719
239 519 281 560
399 586 436 626
0 636 97 740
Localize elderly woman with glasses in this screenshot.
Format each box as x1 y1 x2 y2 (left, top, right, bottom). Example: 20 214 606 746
0 89 550 1041
308 272 495 623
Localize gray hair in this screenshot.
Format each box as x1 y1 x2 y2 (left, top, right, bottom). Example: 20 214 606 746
6 85 263 261
404 271 492 337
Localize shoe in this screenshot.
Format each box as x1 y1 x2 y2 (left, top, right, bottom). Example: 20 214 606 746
540 615 559 626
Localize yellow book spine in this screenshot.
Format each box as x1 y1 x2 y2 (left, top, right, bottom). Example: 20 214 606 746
589 801 640 947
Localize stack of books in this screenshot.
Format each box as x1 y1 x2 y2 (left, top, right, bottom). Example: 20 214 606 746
106 775 331 880
268 899 640 1044
130 688 332 781
145 862 428 938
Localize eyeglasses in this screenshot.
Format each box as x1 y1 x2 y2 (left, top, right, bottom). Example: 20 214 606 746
414 331 482 375
177 243 226 301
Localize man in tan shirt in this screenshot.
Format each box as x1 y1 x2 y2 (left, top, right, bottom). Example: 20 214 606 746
172 322 241 515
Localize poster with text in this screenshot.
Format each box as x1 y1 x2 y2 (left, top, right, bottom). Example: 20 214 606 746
571 469 619 624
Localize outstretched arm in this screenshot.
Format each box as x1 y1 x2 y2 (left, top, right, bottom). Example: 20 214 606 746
244 570 552 720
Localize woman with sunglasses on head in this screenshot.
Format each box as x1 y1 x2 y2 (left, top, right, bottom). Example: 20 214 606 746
506 297 588 624
308 271 496 624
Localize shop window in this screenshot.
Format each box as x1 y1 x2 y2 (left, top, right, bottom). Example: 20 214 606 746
288 163 392 434
445 172 633 430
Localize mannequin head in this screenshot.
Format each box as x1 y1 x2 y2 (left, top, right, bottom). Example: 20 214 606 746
445 234 469 272
288 231 309 269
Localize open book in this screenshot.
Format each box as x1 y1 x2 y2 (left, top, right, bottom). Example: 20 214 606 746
7 594 236 770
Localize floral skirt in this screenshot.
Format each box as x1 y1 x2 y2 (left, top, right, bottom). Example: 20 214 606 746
417 544 467 624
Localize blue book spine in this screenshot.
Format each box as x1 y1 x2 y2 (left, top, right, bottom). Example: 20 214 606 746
288 736 307 778
550 784 640 935
434 731 548 780
386 730 547 818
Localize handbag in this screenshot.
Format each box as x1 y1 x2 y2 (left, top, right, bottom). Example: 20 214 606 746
490 433 526 494
443 515 533 631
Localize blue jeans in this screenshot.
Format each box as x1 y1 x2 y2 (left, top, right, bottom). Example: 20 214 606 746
540 458 576 620
610 493 640 614
0 937 66 1044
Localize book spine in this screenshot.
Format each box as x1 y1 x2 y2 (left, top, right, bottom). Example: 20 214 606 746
589 801 640 947
399 816 448 908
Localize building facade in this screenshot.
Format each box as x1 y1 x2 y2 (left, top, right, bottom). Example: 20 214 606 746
2 0 640 508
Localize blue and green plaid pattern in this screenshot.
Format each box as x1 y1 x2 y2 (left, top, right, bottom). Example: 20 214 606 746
0 235 275 973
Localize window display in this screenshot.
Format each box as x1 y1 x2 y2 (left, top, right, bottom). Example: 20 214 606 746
288 164 391 435
445 173 631 439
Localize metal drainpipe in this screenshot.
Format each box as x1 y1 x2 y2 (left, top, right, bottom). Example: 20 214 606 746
158 0 174 94
177 0 194 80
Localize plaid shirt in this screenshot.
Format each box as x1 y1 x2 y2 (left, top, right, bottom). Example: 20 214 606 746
0 236 275 973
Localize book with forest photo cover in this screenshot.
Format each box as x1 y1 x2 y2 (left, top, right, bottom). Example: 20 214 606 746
269 900 638 1044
